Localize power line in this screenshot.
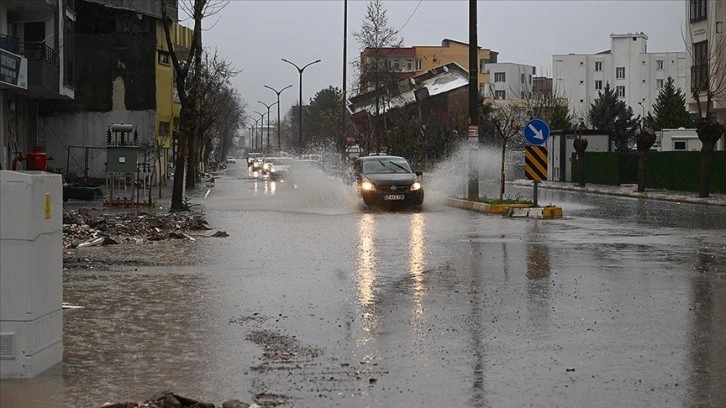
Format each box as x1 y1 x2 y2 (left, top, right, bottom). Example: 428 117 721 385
396 0 423 34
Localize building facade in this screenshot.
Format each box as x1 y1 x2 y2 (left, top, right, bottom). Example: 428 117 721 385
1 0 76 171
359 39 496 97
685 0 726 125
482 62 537 100
553 33 687 124
37 0 191 181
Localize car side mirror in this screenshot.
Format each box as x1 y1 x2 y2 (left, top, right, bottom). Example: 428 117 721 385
415 170 423 176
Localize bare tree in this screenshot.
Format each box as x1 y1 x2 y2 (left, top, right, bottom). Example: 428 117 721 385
353 0 404 149
161 0 228 210
685 19 726 197
485 99 528 199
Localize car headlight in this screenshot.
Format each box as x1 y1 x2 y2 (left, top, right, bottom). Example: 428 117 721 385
410 181 422 191
360 180 376 191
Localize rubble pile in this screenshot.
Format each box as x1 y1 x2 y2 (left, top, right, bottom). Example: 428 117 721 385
100 391 256 408
63 209 211 249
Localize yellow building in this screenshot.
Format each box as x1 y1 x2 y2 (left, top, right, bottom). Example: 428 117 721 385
155 21 192 180
413 39 497 95
359 39 497 96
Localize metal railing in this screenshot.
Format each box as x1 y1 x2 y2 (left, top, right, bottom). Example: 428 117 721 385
0 34 20 55
20 42 59 66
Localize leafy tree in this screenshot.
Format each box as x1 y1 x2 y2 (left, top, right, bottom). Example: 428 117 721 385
652 77 693 129
588 83 639 152
549 104 575 132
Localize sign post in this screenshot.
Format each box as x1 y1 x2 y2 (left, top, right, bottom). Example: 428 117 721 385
523 118 550 206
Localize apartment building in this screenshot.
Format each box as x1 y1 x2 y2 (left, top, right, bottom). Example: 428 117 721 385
685 0 726 125
482 62 537 100
359 38 497 96
553 33 687 124
0 0 76 171
38 0 191 181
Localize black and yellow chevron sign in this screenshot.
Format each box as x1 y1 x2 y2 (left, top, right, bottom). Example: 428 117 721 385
525 146 548 182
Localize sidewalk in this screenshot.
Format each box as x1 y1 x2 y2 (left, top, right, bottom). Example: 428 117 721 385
510 179 726 207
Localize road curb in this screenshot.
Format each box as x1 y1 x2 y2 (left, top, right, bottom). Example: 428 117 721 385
446 198 563 219
510 181 726 207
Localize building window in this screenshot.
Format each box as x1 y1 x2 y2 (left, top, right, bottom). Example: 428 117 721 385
159 121 170 136
690 0 707 22
616 67 625 79
674 141 687 150
616 86 626 98
657 79 664 89
521 73 525 83
494 90 506 100
595 80 603 90
158 50 170 65
656 60 664 70
494 72 506 82
692 40 709 92
415 59 422 70
595 61 603 71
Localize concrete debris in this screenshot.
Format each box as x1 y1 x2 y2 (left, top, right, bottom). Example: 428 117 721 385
64 209 210 249
99 391 254 408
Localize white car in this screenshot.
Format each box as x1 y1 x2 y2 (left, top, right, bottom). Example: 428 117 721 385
268 157 294 181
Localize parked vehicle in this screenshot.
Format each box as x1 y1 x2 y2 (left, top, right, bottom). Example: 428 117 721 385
352 155 424 208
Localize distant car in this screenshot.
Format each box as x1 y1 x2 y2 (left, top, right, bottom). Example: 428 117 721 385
251 158 265 172
262 157 278 174
226 156 235 164
247 152 263 167
353 155 424 207
268 157 295 181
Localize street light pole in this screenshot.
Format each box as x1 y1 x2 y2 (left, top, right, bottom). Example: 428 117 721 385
281 58 321 149
254 111 265 152
258 100 279 152
264 84 293 152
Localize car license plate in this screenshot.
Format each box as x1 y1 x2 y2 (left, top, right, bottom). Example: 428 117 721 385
384 194 405 201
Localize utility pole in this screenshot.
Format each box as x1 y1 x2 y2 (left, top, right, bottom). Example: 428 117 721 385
467 0 479 199
342 0 348 161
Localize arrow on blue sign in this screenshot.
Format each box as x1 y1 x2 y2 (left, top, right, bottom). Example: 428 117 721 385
523 118 550 146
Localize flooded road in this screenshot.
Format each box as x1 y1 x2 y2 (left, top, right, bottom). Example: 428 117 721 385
2 164 725 407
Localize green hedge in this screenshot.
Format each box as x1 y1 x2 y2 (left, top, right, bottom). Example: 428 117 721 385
571 151 726 193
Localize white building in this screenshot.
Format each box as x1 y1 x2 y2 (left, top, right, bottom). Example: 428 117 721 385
685 0 726 125
483 62 537 100
553 33 687 124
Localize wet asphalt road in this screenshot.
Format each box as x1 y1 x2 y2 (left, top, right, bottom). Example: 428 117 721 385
2 163 725 407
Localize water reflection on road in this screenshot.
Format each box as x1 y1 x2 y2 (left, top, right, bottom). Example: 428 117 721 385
1 168 725 407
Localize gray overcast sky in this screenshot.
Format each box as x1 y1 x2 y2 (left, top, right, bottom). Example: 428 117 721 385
200 0 686 123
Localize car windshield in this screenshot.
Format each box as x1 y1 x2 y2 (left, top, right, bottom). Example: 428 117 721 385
361 158 413 174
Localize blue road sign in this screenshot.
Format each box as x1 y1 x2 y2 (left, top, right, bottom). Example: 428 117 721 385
523 118 550 146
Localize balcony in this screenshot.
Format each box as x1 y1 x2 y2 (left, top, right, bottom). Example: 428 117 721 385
22 41 60 97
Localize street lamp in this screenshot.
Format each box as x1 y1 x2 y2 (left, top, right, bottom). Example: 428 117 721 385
258 100 279 152
264 84 293 151
281 58 321 148
254 111 266 151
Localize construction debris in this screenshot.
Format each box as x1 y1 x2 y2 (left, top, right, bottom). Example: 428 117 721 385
63 209 211 249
